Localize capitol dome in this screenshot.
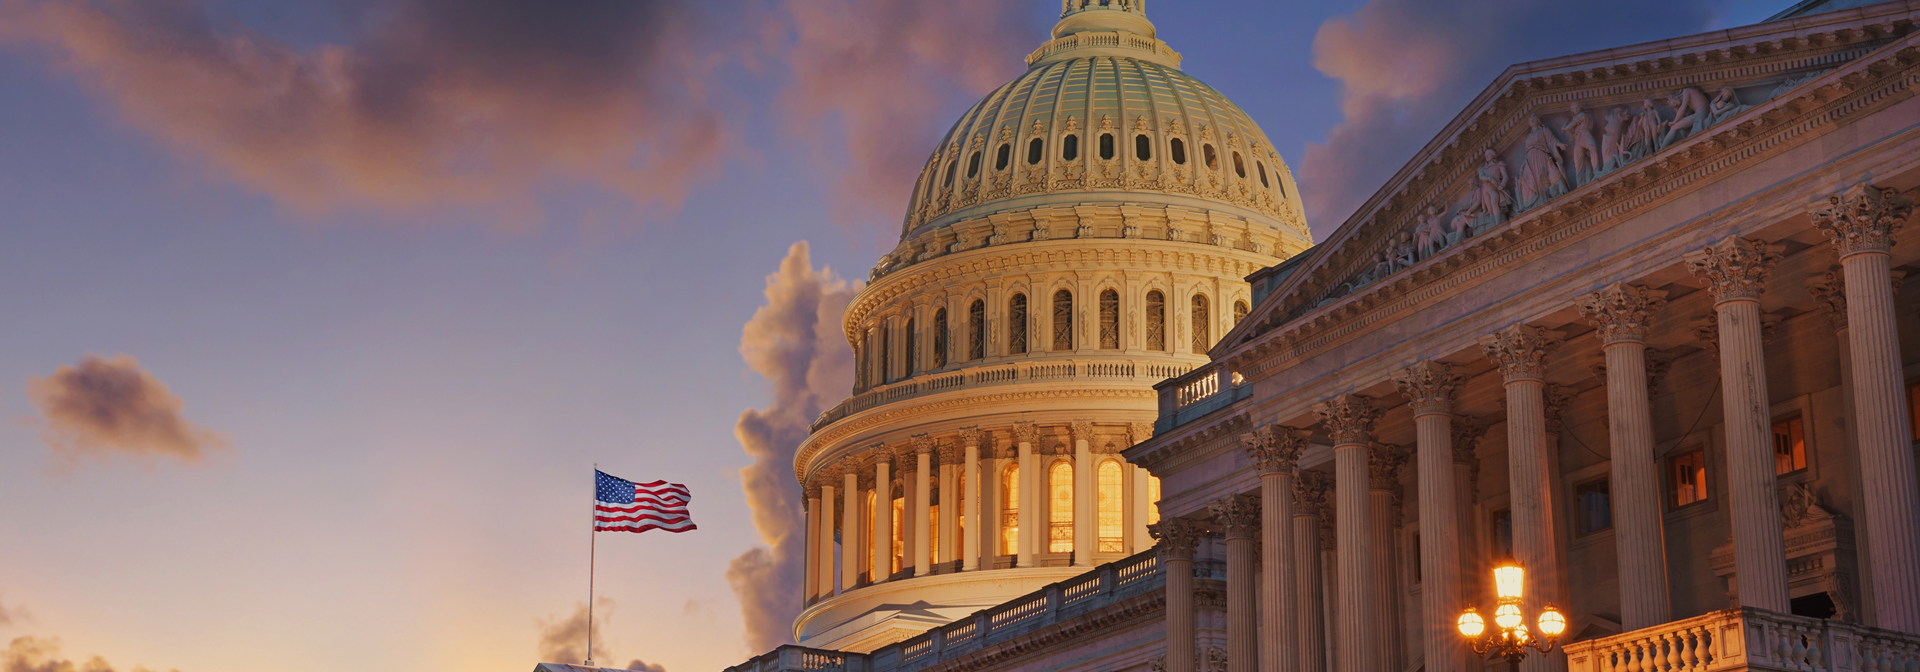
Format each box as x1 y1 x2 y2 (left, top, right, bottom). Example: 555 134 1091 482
899 0 1309 245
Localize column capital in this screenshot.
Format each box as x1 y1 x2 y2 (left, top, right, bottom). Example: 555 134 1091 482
1013 421 1040 445
1129 422 1155 446
937 442 960 465
1368 443 1408 491
1478 323 1563 382
1293 469 1333 516
1807 267 1850 330
1208 493 1261 541
958 425 985 447
1683 235 1783 304
805 482 823 500
1070 420 1095 443
1451 414 1487 465
911 433 936 455
1241 425 1308 474
1544 383 1578 434
1810 180 1913 259
1150 516 1208 561
1312 393 1379 447
863 443 891 469
819 463 843 486
1392 360 1465 416
1578 282 1668 345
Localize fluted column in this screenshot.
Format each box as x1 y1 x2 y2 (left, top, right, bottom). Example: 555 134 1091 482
1813 183 1920 633
911 435 932 576
961 427 984 571
1314 393 1381 672
1684 236 1790 613
1244 426 1306 672
1479 324 1563 672
1073 421 1096 566
1213 493 1261 672
1132 423 1156 553
818 472 838 597
842 466 860 590
805 483 821 601
1154 517 1207 672
1451 417 1488 672
1368 443 1406 671
1579 283 1673 629
1015 422 1039 567
1294 471 1332 672
1394 361 1466 672
874 446 897 583
939 443 959 564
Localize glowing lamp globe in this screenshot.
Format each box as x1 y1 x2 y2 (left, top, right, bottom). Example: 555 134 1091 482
1457 608 1485 637
1494 603 1523 630
1538 605 1567 637
1493 561 1526 600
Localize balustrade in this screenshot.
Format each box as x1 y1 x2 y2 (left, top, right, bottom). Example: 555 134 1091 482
1564 607 1920 672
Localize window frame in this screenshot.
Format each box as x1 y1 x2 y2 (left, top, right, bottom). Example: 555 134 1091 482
1098 133 1115 161
995 143 1011 171
1190 293 1210 354
1573 476 1613 537
1052 289 1074 351
1008 293 1028 355
1027 138 1044 165
1169 138 1187 165
1146 289 1166 351
968 299 985 361
1047 458 1074 554
1098 288 1120 350
1135 134 1152 161
1061 134 1079 162
1668 446 1710 511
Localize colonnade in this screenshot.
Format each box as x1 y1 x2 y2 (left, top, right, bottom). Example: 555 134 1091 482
1147 182 1920 672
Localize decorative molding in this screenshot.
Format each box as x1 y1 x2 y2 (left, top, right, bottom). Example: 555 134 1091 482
1368 443 1408 491
1683 235 1783 304
1809 179 1913 258
1208 493 1261 540
1241 425 1307 474
1807 266 1849 330
1478 323 1563 382
958 425 985 448
1149 516 1207 561
912 433 936 455
1013 421 1040 446
1578 282 1669 345
1293 469 1333 517
1392 360 1465 416
1312 393 1379 447
1543 383 1579 434
1129 421 1155 446
1070 420 1095 444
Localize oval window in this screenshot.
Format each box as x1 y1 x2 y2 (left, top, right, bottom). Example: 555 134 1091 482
966 151 982 179
995 143 1011 171
1062 134 1079 161
1232 152 1246 178
1203 144 1218 170
1027 138 1044 165
1099 133 1115 160
1257 161 1270 188
1135 134 1152 161
1170 138 1187 165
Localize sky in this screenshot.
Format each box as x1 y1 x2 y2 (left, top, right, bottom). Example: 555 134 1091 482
0 1 1785 671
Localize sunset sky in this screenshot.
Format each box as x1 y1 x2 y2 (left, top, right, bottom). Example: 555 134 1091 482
0 1 1783 671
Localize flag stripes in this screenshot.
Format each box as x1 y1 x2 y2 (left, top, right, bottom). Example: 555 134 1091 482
594 471 697 534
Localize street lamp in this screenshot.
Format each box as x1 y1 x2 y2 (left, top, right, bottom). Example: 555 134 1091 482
1456 560 1566 670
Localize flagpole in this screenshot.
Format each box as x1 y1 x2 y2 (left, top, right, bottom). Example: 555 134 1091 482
587 464 598 667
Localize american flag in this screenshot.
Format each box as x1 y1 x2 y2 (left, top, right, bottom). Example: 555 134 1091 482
594 470 696 534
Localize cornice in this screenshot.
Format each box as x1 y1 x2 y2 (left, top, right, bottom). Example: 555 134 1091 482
915 589 1166 672
1126 410 1251 475
1226 32 1920 383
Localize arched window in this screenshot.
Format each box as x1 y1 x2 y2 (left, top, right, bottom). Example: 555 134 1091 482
1099 289 1119 349
995 143 1011 171
1008 294 1028 355
1203 144 1219 170
881 322 893 383
968 299 985 361
1000 463 1019 555
1061 134 1079 161
1098 460 1123 552
906 317 918 376
943 161 957 187
854 342 867 389
1099 133 1115 160
1257 161 1270 188
1052 290 1074 351
1146 290 1166 351
1232 151 1246 178
1027 138 1044 165
1170 138 1187 165
955 469 965 556
1135 134 1152 161
1233 300 1249 326
1147 476 1162 525
932 308 948 369
891 492 905 574
1191 294 1210 354
927 493 938 563
862 490 875 578
1048 460 1073 554
966 151 982 179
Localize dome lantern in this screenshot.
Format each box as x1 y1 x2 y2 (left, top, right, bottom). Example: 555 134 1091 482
1053 0 1154 40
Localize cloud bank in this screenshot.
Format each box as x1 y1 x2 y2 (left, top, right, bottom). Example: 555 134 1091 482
726 242 858 652
534 600 665 670
1299 0 1722 233
26 355 225 465
2 637 175 672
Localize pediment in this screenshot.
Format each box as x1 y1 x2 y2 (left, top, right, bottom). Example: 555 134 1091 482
1217 4 1918 360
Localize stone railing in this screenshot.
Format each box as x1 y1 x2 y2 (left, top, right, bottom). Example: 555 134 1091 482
1563 607 1920 672
1154 362 1249 433
728 550 1164 672
1024 30 1181 66
812 359 1194 433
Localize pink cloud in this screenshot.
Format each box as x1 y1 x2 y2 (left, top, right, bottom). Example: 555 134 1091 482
26 355 225 466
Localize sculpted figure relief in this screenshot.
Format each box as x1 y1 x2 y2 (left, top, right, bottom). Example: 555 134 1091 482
1622 98 1664 161
1563 102 1602 183
1468 148 1513 229
1413 205 1447 259
1516 115 1569 211
1662 86 1711 146
1601 106 1629 171
1709 86 1749 125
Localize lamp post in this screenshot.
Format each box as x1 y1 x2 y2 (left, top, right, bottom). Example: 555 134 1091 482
1456 560 1566 671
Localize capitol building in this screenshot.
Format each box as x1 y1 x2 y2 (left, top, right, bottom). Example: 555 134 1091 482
716 1 1920 671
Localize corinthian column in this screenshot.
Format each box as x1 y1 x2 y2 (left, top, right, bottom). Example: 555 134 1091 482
1014 422 1040 567
1813 183 1920 633
910 436 932 576
1452 416 1488 672
805 482 821 601
875 445 897 582
1073 420 1096 566
1394 361 1466 672
1684 236 1790 613
1478 323 1563 672
1153 517 1208 672
1368 443 1407 670
1313 393 1381 672
1294 470 1332 672
960 427 984 571
1244 426 1306 672
842 465 861 590
938 442 959 565
1212 493 1262 672
819 467 839 596
1578 283 1673 629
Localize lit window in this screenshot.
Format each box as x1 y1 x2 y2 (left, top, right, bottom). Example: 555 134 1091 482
1008 294 1028 355
1099 133 1115 161
1146 290 1166 351
1170 138 1187 165
1052 290 1074 351
1672 449 1707 508
1191 294 1210 354
1001 463 1019 555
1233 300 1249 326
1203 144 1218 170
968 299 985 361
891 495 904 574
1575 478 1612 535
862 490 875 579
1773 416 1806 475
1027 138 1044 165
1098 460 1123 552
928 501 938 565
955 470 965 556
1147 476 1161 525
1061 134 1079 162
1049 461 1074 553
1099 289 1119 350
1135 134 1152 161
